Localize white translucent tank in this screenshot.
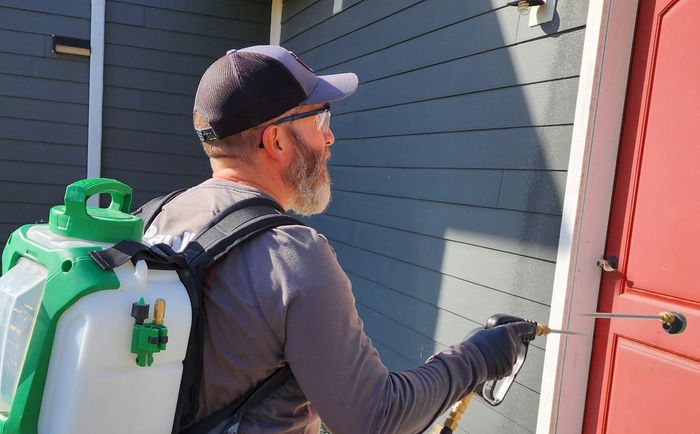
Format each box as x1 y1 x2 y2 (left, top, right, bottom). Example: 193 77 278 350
0 258 47 414
27 225 192 434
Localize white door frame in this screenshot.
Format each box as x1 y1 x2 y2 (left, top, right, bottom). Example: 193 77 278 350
536 0 641 432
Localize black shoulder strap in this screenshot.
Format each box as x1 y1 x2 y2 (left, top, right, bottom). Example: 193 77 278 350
175 198 301 434
183 197 302 271
90 241 188 271
133 188 187 231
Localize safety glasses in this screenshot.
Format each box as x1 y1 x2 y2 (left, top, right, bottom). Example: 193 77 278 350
271 106 331 134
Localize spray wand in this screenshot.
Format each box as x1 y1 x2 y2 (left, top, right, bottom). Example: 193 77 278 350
436 311 686 433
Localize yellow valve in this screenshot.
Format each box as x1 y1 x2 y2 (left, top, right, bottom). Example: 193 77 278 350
153 298 165 326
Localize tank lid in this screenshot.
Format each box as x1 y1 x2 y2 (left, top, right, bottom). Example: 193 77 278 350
49 178 143 243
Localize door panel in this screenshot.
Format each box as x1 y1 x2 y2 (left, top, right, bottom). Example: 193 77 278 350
625 0 700 302
604 337 700 433
583 0 700 432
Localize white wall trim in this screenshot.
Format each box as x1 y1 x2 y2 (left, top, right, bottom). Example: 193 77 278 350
536 0 640 432
270 0 283 45
87 0 105 205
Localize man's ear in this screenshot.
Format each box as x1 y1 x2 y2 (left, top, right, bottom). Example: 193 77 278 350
260 125 293 163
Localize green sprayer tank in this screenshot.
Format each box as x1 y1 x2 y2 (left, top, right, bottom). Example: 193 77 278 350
0 178 191 434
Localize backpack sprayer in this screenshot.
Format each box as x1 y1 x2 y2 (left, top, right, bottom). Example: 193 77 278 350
0 179 193 434
437 311 686 434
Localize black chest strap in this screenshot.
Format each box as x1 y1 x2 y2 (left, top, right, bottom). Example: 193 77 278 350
180 364 293 434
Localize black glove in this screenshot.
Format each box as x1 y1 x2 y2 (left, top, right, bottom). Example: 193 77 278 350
465 321 537 380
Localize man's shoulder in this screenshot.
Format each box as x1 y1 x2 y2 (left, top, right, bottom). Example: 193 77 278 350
261 223 334 259
245 223 347 298
144 180 280 250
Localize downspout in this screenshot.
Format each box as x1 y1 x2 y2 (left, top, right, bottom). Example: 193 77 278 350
270 0 283 45
87 0 105 205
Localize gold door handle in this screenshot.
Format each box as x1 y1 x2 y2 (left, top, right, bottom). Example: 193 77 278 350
596 257 617 272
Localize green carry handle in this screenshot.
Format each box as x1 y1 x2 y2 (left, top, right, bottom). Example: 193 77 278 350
64 178 133 215
49 178 143 243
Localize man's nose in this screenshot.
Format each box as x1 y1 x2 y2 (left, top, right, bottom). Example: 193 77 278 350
324 129 335 146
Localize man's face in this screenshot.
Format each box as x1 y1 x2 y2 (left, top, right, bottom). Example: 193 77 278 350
283 124 332 216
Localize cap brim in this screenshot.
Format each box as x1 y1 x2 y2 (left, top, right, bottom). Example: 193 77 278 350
301 73 358 105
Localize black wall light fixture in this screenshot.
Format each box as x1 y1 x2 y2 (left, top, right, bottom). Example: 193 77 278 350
52 35 91 57
507 0 545 15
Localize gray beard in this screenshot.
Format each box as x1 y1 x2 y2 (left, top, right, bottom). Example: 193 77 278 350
283 127 331 216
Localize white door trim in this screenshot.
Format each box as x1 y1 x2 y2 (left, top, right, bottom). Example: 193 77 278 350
536 0 640 432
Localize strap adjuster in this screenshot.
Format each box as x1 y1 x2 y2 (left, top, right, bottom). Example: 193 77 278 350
196 128 219 141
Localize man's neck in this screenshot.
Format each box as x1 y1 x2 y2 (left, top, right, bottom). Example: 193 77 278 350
210 159 290 210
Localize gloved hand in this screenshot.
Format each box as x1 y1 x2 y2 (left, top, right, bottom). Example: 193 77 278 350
465 321 537 380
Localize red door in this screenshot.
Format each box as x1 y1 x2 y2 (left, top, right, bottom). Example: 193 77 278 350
583 0 700 432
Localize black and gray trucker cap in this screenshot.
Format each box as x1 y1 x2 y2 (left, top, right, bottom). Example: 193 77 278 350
194 45 358 141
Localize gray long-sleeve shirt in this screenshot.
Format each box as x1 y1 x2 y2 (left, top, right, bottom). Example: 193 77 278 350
145 179 488 434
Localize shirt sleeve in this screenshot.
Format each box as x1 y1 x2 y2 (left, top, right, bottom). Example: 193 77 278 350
279 227 488 434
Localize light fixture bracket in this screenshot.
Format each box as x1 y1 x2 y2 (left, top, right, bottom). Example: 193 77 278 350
52 34 91 57
506 0 556 26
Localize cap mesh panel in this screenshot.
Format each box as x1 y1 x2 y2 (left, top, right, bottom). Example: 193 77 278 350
194 52 306 138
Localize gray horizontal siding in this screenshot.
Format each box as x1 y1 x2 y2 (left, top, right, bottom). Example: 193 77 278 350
0 96 87 126
336 29 585 113
315 216 556 305
102 148 210 177
282 0 427 46
326 191 562 261
110 0 271 23
300 2 587 79
284 0 501 68
283 0 588 432
0 118 86 146
107 1 268 41
104 65 200 95
103 87 193 116
332 78 580 137
329 166 566 215
0 160 84 190
102 107 191 136
282 0 317 23
331 126 572 170
0 4 90 245
105 23 256 58
0 6 90 38
0 74 88 104
0 139 85 166
104 43 214 77
0 0 91 18
102 127 204 157
0 52 88 83
0 1 271 247
102 0 271 205
332 241 550 327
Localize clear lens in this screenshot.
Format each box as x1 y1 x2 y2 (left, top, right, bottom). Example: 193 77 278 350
316 110 331 133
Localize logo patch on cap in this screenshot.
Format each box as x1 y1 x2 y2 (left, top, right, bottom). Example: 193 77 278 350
289 50 314 73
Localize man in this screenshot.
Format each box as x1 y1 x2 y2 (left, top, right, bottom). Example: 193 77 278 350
145 45 536 434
